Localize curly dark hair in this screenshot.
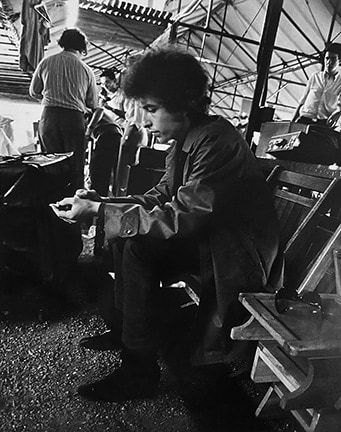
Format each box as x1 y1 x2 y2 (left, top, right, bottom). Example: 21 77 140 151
122 46 210 120
58 28 88 55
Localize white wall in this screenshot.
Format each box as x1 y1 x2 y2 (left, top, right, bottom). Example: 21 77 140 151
0 97 41 153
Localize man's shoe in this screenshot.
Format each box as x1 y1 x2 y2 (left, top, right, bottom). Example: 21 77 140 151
79 329 122 351
77 360 160 402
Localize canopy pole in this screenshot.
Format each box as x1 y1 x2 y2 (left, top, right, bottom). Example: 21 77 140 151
245 0 283 145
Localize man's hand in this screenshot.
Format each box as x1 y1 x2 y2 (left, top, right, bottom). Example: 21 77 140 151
75 188 102 201
50 196 101 223
327 110 341 129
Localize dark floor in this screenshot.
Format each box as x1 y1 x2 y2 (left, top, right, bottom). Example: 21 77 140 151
0 238 297 432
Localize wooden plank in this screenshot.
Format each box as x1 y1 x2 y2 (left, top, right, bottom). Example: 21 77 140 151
277 170 331 193
285 178 340 257
298 224 341 294
255 386 284 418
238 293 299 345
253 342 306 391
230 315 273 340
239 293 341 357
251 345 281 383
276 189 314 208
258 158 341 180
273 384 315 432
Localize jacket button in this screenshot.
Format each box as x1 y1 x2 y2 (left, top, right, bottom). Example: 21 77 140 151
125 228 132 235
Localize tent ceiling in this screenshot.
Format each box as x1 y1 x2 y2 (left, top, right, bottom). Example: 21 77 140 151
1 0 341 121
162 0 341 119
0 0 171 98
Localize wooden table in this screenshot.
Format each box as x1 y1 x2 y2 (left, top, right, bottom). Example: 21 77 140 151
231 293 341 432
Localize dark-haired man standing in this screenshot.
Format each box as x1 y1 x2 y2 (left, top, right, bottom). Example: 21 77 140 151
29 28 98 189
54 47 281 402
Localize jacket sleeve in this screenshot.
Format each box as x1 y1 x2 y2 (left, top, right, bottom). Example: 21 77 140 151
103 126 247 241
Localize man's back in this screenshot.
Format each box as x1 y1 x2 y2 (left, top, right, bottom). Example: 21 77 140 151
30 51 97 112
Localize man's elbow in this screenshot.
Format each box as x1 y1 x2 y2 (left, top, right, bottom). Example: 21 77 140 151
29 88 41 99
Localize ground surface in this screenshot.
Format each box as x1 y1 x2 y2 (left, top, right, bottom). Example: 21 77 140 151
0 238 296 432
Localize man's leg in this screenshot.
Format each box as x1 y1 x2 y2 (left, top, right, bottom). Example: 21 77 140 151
39 107 64 153
39 107 86 191
78 236 200 402
90 126 121 196
59 109 86 191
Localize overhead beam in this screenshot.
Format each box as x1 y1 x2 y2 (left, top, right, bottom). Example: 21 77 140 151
281 8 320 53
175 20 317 60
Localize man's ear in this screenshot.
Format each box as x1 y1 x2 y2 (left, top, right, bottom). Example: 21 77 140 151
173 111 188 122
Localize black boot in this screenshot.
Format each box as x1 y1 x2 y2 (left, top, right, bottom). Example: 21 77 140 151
77 350 160 402
79 329 122 351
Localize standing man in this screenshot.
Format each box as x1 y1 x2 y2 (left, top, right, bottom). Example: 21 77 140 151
54 47 280 403
29 28 98 190
292 43 341 127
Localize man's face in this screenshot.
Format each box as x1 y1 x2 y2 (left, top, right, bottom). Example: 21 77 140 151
324 51 339 75
141 98 190 144
100 76 118 93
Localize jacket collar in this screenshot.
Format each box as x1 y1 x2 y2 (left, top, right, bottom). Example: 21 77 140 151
181 115 220 153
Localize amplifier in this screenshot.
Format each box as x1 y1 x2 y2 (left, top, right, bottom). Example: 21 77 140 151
266 127 341 165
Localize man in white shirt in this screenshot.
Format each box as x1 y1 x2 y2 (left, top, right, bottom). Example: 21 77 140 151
98 69 126 127
292 43 341 127
29 28 98 190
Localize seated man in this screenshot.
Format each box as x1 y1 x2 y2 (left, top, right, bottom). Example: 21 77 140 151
98 68 126 128
292 43 341 127
54 47 281 403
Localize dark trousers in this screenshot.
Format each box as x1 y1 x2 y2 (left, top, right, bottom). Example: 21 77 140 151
297 116 328 126
39 107 86 191
112 237 201 359
90 125 121 196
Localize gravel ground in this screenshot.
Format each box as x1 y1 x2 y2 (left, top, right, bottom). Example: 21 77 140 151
0 238 296 432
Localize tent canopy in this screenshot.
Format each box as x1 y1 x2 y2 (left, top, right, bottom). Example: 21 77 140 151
1 0 341 121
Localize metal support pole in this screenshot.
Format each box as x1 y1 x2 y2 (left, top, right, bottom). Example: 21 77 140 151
327 0 340 43
245 0 284 145
210 0 229 99
199 0 214 59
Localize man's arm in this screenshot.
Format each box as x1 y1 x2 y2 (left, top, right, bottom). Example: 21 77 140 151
85 107 104 138
292 103 303 123
103 127 248 240
85 70 99 109
29 66 43 100
292 76 313 122
103 103 126 120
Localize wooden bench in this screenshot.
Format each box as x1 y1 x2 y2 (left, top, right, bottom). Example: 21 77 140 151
235 291 341 432
231 163 341 432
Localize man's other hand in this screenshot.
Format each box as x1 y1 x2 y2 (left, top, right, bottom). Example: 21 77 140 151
75 189 102 201
50 196 101 223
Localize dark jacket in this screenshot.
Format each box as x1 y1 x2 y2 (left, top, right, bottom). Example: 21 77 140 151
101 115 280 365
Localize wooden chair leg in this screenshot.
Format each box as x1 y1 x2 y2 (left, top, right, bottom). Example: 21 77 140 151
255 386 284 418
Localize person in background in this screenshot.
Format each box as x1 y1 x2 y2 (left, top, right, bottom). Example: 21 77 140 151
292 43 341 127
29 28 98 190
98 69 126 128
53 47 281 403
86 69 124 197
